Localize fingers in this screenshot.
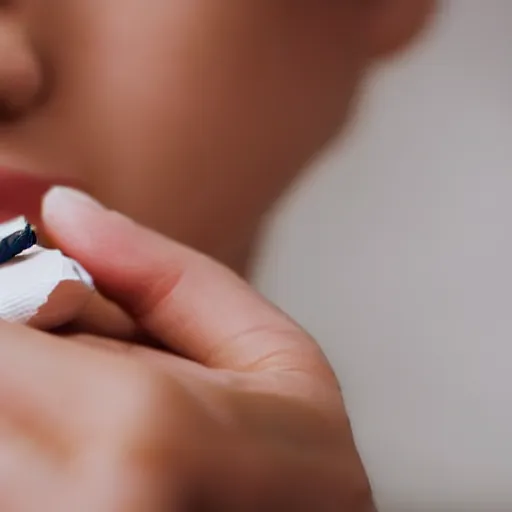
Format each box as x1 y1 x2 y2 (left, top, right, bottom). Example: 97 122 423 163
0 319 177 456
42 187 334 382
0 323 200 511
58 291 141 342
0 321 116 448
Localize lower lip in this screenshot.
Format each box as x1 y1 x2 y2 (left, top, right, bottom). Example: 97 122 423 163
0 173 76 225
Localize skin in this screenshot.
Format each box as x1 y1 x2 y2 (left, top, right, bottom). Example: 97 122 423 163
0 1 435 509
1 0 434 272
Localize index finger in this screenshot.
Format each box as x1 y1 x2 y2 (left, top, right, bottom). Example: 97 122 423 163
42 187 334 382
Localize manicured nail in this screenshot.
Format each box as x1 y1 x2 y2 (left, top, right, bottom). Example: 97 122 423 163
42 186 105 223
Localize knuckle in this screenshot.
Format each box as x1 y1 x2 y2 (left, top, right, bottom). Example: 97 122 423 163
105 364 173 442
80 358 175 455
77 366 186 507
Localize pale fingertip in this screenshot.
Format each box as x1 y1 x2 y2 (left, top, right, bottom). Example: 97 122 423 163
42 186 105 224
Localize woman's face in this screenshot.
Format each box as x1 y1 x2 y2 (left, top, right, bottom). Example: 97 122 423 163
0 1 433 269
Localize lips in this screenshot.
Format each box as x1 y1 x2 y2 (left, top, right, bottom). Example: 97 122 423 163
0 168 78 226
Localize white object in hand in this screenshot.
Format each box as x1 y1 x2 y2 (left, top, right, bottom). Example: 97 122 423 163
0 217 95 330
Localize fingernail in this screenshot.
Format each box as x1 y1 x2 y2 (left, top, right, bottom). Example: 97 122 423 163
42 186 105 221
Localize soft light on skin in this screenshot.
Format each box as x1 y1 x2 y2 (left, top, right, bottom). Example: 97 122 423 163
0 1 436 275
0 4 439 508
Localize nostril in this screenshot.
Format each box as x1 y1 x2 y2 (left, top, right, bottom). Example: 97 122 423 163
0 97 24 122
0 0 14 10
0 62 42 107
0 23 45 122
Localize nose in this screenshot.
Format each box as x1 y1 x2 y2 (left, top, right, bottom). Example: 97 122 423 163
0 12 44 121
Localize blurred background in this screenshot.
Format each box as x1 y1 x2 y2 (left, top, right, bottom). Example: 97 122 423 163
256 1 512 511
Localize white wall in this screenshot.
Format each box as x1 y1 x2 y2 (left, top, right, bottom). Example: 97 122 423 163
256 2 512 510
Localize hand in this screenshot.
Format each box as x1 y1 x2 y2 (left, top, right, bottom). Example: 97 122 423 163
0 186 374 511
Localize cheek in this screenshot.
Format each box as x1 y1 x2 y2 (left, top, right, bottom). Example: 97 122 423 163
71 1 191 202
73 2 364 239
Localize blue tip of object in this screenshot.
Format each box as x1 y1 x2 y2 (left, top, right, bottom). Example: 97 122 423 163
0 223 38 265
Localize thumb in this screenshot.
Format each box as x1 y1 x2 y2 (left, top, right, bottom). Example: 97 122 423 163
41 187 335 382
